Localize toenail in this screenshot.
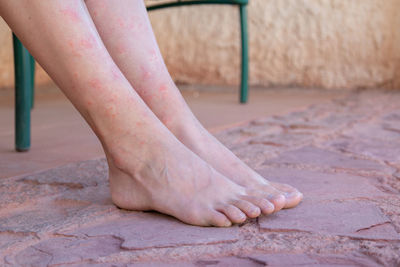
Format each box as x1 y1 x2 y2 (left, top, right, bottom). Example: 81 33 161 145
284 191 301 198
265 202 275 212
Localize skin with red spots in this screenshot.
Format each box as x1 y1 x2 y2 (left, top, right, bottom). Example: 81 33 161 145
79 35 96 49
159 84 168 92
140 65 151 81
116 43 127 55
60 8 81 22
89 78 102 90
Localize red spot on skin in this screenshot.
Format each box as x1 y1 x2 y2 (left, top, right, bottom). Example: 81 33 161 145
68 41 74 48
87 101 93 106
80 35 96 49
163 117 172 126
140 66 151 81
89 78 102 90
116 18 125 28
60 8 81 22
159 84 168 92
149 49 158 62
116 44 127 54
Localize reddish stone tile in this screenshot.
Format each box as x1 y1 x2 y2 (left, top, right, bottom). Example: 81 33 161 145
194 257 261 267
259 200 400 240
19 158 108 188
66 212 240 250
263 146 394 174
326 136 400 164
0 158 109 210
15 236 121 267
0 199 91 233
343 121 400 143
257 167 387 201
248 252 380 267
134 257 260 267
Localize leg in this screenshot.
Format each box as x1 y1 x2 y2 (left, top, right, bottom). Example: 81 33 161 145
84 0 302 210
0 0 273 226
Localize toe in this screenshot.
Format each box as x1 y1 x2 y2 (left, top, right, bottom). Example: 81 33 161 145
232 199 261 218
217 204 247 224
208 210 232 227
255 185 287 212
240 195 275 215
267 193 286 212
270 182 303 209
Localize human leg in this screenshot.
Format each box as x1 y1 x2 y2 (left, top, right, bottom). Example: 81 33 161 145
84 0 303 210
0 0 273 226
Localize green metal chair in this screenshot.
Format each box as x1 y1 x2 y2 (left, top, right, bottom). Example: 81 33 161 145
12 0 249 152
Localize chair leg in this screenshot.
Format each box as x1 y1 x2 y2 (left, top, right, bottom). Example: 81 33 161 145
13 33 32 152
239 4 249 103
30 54 35 109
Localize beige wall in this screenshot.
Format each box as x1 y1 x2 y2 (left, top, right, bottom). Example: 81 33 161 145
1 0 400 90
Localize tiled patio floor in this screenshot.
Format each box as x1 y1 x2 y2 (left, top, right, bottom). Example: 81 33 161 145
1 89 400 266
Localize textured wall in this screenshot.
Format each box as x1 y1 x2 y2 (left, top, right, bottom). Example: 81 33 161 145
1 0 400 90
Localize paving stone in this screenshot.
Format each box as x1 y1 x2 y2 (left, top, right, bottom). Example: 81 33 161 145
193 257 261 267
66 211 240 250
249 252 380 267
0 158 109 210
259 200 400 240
246 132 313 148
257 167 387 201
15 236 122 267
343 122 400 143
263 146 394 175
134 257 260 267
20 158 108 188
0 199 91 233
327 136 400 164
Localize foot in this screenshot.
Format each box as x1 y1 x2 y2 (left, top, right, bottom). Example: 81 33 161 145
165 112 303 212
106 124 276 227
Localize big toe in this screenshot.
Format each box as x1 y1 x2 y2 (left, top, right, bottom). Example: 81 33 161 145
270 182 303 209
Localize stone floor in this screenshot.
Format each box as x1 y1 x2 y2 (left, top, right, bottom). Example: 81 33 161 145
1 89 400 266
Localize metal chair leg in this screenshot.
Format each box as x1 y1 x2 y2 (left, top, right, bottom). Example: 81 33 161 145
30 54 35 109
13 34 32 152
239 4 249 103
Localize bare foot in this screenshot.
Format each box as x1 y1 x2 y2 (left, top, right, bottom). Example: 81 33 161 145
106 123 276 227
166 115 303 212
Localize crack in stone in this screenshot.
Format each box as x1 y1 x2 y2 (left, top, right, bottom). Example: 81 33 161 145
382 126 400 134
32 246 53 267
19 179 85 190
240 256 267 266
248 140 286 147
0 230 40 240
355 222 391 233
259 228 313 234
